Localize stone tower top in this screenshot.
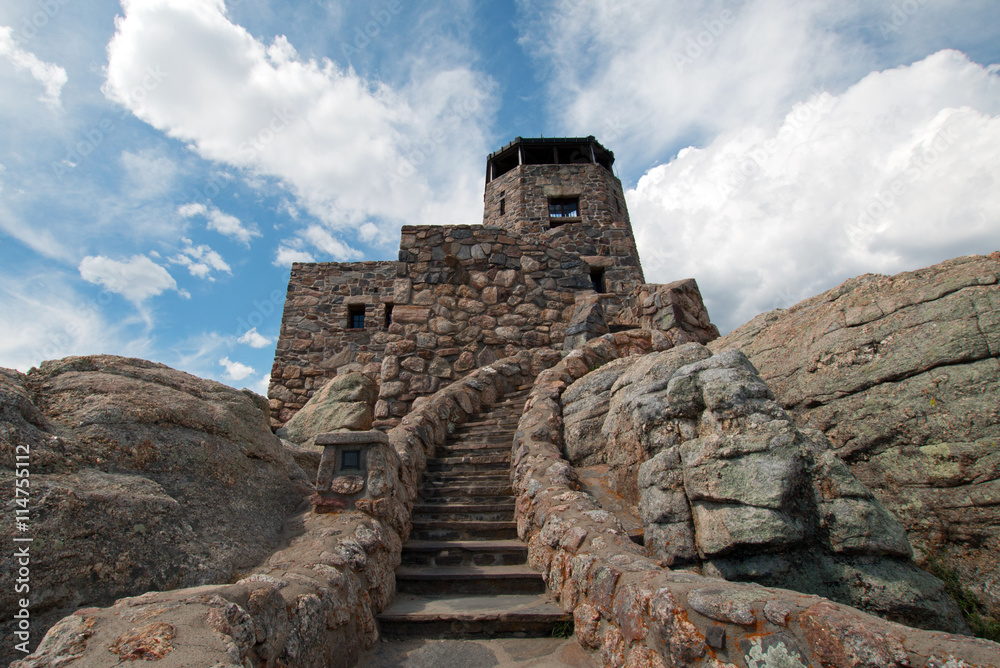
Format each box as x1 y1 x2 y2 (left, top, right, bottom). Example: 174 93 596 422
485 136 616 182
483 135 644 296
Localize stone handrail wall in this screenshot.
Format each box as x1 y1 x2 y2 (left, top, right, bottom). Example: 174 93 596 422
14 353 550 668
512 331 1000 668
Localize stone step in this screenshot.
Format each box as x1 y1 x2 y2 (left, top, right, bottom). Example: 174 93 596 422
428 452 510 466
395 565 545 595
413 502 514 514
422 469 509 482
412 509 514 523
401 539 527 567
452 422 520 433
419 485 513 499
426 460 510 473
377 594 569 639
410 520 518 541
439 440 511 451
418 495 516 506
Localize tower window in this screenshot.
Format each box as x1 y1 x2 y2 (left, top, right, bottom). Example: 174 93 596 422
384 303 394 327
348 304 365 329
499 196 506 215
549 197 580 228
590 268 606 293
549 197 579 219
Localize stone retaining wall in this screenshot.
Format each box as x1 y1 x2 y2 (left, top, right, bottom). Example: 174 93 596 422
511 332 1000 668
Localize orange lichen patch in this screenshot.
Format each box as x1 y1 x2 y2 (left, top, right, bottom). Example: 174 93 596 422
107 622 176 661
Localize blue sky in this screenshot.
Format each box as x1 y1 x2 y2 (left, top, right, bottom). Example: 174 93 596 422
2 0 999 395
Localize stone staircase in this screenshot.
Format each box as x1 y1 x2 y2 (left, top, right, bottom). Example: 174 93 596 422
377 388 570 638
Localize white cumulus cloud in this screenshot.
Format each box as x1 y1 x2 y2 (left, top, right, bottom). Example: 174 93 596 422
0 26 67 108
178 201 260 245
168 238 231 280
518 0 999 172
105 0 495 255
273 245 316 266
238 327 272 348
219 356 256 381
78 254 180 303
628 51 1000 333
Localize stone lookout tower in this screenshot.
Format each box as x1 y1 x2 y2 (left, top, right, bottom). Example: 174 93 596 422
269 136 716 429
483 136 644 297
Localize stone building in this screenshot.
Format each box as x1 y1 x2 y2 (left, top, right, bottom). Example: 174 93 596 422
269 136 717 428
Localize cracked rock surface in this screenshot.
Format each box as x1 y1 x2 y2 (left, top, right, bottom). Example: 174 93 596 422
0 356 312 666
712 252 1000 625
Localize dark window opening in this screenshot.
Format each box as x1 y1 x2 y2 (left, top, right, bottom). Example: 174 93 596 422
558 146 590 164
523 146 553 165
549 197 579 219
341 449 361 471
348 304 365 329
591 268 606 293
499 196 506 215
384 304 394 328
615 197 621 213
490 152 519 180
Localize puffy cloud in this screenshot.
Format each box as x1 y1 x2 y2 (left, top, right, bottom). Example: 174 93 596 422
300 225 362 261
168 238 231 280
177 202 207 217
78 254 179 303
219 356 255 381
237 327 272 349
0 26 67 108
273 245 316 266
628 51 1000 333
517 0 998 172
105 0 495 255
178 202 260 245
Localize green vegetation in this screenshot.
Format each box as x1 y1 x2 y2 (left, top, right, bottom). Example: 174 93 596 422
924 557 1000 642
550 618 574 639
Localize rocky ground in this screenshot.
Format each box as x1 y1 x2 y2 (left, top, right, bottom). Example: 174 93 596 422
0 356 312 666
711 251 1000 640
560 342 968 634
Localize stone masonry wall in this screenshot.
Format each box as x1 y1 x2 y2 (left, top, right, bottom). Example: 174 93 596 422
376 224 587 424
270 247 721 431
484 163 645 308
269 261 397 428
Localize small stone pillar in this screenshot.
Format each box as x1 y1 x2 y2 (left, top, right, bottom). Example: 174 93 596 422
310 430 390 514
